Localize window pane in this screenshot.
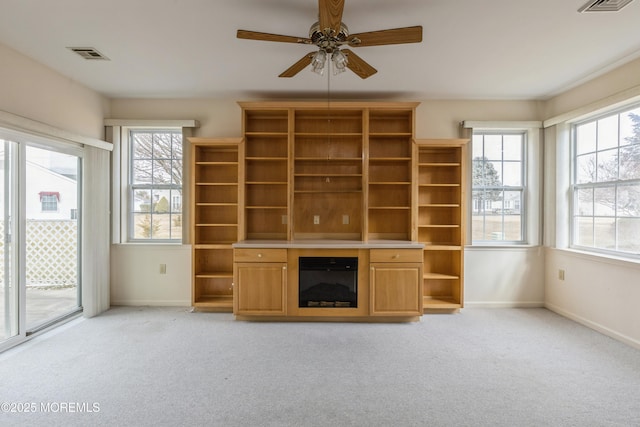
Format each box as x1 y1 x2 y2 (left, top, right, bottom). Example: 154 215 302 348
619 108 640 146
574 217 593 247
576 122 596 154
172 158 183 185
617 218 640 253
503 161 522 186
503 134 522 160
619 144 640 180
133 213 156 239
132 133 152 159
172 133 183 158
152 159 172 184
597 115 619 151
576 153 596 184
617 184 640 217
484 135 502 160
594 187 615 216
594 217 616 250
133 189 152 213
596 148 618 182
576 188 593 216
132 159 152 184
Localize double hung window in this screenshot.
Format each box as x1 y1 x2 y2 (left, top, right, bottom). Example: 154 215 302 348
472 132 526 243
128 130 183 242
571 105 640 256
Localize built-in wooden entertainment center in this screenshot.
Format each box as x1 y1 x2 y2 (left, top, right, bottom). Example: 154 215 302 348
190 101 468 321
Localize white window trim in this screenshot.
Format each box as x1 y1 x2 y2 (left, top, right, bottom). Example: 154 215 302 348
567 104 640 259
462 121 543 247
105 120 198 245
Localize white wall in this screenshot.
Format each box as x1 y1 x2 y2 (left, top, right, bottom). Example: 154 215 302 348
108 97 545 307
0 42 109 139
465 247 545 307
545 248 640 349
110 244 191 306
543 58 640 349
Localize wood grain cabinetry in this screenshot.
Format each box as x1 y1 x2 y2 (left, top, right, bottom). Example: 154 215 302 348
367 110 415 241
370 249 423 316
239 102 419 241
243 109 289 240
233 249 287 315
190 138 242 310
416 139 468 311
190 103 468 319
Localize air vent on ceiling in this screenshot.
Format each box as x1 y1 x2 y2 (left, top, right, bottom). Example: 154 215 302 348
67 47 109 60
578 0 634 12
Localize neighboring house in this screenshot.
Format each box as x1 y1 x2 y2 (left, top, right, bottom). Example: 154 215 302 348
25 161 77 220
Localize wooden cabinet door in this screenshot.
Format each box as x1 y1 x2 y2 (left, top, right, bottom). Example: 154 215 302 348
234 263 286 315
370 263 422 316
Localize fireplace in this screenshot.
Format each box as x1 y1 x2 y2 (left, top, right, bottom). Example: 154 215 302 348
298 257 358 308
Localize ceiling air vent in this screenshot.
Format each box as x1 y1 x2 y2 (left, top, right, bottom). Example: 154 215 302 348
578 0 635 12
67 47 109 60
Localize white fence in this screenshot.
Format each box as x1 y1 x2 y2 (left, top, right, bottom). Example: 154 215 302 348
0 220 78 287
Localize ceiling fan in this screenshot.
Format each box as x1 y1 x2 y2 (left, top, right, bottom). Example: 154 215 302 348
237 0 422 79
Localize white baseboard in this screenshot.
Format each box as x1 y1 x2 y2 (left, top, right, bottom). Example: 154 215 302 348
545 302 640 350
110 300 191 307
464 301 545 308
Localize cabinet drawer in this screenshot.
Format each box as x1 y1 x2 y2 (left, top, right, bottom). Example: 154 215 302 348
370 249 423 263
234 248 287 263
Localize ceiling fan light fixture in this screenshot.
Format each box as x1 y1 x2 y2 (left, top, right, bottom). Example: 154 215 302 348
311 50 327 75
331 50 348 75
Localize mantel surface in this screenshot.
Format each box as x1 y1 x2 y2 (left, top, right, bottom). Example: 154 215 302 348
233 240 425 249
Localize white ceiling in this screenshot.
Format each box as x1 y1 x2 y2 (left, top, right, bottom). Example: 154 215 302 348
1 0 640 100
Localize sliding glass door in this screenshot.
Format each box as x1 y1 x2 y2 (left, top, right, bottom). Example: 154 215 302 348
1 140 18 343
0 133 82 349
25 146 81 331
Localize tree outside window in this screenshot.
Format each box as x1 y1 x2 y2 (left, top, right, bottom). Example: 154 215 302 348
573 108 640 254
130 130 183 241
472 133 525 242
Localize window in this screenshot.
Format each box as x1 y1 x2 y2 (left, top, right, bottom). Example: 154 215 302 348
129 130 183 241
571 104 640 256
40 192 59 212
472 132 525 243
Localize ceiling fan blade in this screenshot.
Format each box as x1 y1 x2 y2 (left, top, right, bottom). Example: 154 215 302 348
341 49 377 79
237 29 310 44
319 0 345 34
279 53 315 78
348 26 423 47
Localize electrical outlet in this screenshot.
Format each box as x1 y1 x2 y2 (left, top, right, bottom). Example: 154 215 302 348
558 269 565 281
281 215 288 225
160 264 167 274
342 215 349 225
313 215 320 225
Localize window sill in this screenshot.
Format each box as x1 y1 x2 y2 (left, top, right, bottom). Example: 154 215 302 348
466 244 539 250
553 247 640 268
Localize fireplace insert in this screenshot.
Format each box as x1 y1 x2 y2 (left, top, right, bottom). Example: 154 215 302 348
298 257 358 308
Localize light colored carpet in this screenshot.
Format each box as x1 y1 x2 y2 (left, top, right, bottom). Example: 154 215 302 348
1 307 639 426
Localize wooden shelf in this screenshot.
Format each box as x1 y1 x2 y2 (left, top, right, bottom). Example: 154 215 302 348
193 295 234 309
195 271 233 278
424 273 459 280
417 140 468 310
192 105 467 316
190 139 241 308
423 297 461 310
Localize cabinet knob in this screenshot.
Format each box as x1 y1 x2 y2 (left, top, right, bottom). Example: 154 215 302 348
257 253 262 258
393 254 400 259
